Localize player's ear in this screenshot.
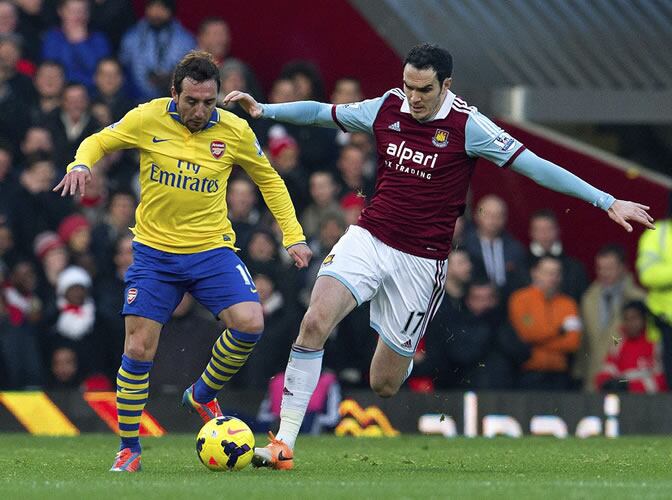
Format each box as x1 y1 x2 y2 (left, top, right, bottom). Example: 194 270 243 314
443 78 452 91
170 86 178 100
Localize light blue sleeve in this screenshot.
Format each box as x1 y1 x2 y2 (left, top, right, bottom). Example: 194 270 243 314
464 111 525 166
510 149 615 210
259 92 389 134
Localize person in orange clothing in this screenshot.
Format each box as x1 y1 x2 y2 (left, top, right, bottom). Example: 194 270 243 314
595 301 667 394
509 255 582 390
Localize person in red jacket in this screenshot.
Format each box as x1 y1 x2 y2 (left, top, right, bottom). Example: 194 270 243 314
595 300 667 393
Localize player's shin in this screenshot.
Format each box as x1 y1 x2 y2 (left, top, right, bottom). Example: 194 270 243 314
116 354 153 453
192 328 260 403
276 344 324 449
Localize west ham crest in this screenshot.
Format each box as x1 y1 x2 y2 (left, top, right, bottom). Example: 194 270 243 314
210 140 226 159
432 129 449 148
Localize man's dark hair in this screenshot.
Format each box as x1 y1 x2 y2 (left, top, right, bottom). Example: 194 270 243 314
532 254 563 269
280 60 325 101
172 51 220 95
622 300 648 318
404 43 453 83
596 243 626 263
530 208 558 224
197 16 228 36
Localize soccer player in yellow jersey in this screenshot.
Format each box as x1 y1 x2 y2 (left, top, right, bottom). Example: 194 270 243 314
53 51 312 472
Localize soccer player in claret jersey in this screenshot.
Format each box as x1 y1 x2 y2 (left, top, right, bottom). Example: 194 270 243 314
53 51 312 472
226 43 655 470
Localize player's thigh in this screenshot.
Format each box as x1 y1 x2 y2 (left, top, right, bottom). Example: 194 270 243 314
370 252 446 357
123 241 188 325
296 275 358 348
124 315 163 361
187 247 260 324
369 336 412 394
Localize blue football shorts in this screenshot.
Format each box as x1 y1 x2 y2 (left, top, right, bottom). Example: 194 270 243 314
122 242 259 324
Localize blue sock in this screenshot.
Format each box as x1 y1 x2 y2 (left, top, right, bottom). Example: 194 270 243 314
192 329 261 403
117 354 153 453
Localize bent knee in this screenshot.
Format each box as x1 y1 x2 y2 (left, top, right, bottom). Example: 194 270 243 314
370 379 400 398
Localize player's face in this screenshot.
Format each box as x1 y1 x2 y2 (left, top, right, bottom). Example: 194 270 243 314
172 78 218 133
402 64 451 122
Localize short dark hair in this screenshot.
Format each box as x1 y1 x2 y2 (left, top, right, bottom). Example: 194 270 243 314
172 51 220 95
404 43 453 83
530 208 558 224
532 254 562 269
622 300 648 318
596 243 626 263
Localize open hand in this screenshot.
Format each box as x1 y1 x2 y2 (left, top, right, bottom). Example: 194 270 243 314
607 199 655 232
222 91 263 118
52 168 92 197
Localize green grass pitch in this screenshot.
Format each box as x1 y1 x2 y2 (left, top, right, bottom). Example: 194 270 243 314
1 434 671 499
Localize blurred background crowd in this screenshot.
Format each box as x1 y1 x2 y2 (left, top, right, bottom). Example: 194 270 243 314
0 0 671 400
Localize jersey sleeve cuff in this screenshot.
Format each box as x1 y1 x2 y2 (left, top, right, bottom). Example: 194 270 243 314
331 105 348 133
67 163 91 173
596 193 616 211
502 145 526 169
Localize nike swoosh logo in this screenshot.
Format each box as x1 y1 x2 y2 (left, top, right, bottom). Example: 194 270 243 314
278 451 292 461
227 428 245 435
152 137 169 143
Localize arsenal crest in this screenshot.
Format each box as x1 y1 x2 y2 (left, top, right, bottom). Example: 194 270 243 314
127 288 137 304
432 129 449 148
210 140 226 159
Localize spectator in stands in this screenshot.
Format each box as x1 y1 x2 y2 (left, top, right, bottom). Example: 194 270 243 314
93 57 133 122
527 209 588 303
42 0 111 92
510 255 581 390
0 34 34 144
196 17 230 67
46 83 100 174
330 77 364 105
218 58 264 130
57 213 95 276
335 144 374 199
0 260 44 388
422 279 527 390
0 143 17 219
301 213 347 308
443 248 473 309
227 177 260 250
33 230 68 330
269 76 297 104
301 171 341 240
90 190 135 271
463 194 527 299
94 233 132 380
48 343 80 389
340 192 365 227
0 220 16 275
13 0 44 63
89 0 135 52
238 271 296 388
29 61 65 125
278 61 340 169
280 60 326 102
19 126 54 167
637 192 672 341
9 152 71 258
267 134 309 215
346 131 376 177
595 300 666 393
119 0 195 100
575 244 646 391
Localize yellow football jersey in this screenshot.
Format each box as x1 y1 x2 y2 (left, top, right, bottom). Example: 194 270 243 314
67 98 305 253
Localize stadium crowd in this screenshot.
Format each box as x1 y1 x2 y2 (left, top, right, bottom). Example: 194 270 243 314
0 0 671 397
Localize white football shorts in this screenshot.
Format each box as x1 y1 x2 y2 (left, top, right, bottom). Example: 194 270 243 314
317 225 447 357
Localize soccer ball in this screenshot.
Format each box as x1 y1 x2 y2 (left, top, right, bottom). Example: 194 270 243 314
196 416 255 471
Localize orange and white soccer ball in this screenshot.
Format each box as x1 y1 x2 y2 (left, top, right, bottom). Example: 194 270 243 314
196 416 255 471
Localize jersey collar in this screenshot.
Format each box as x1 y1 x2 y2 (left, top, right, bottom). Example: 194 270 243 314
167 99 219 130
400 90 456 121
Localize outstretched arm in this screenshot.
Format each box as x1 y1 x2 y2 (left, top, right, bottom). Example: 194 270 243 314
511 150 655 232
